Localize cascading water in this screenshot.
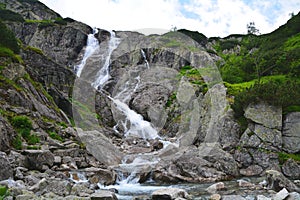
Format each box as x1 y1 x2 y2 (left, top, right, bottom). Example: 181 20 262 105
74 28 99 77
141 49 149 68
92 31 120 89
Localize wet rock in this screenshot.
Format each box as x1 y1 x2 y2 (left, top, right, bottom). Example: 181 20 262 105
256 195 272 200
237 179 254 188
90 190 118 200
152 188 190 200
22 150 55 171
206 182 225 194
239 165 263 176
0 152 13 181
282 112 300 153
273 188 289 200
265 170 300 192
282 159 300 179
82 167 116 186
221 195 246 200
287 192 300 200
209 194 221 200
77 129 123 166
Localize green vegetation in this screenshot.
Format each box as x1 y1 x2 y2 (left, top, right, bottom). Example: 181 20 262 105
10 115 40 148
165 93 176 108
48 131 63 142
0 9 24 22
179 65 208 93
24 46 43 55
25 17 69 28
0 185 9 200
278 152 300 164
0 21 20 54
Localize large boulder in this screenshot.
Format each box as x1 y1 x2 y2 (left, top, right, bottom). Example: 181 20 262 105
0 151 13 181
244 103 282 129
22 150 55 171
282 159 300 179
265 170 300 192
90 190 118 200
77 129 123 166
282 112 300 153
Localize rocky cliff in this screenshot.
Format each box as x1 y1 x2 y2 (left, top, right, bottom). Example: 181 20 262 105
0 0 299 199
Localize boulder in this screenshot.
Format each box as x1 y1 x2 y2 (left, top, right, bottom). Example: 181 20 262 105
240 165 263 176
287 192 300 200
152 188 190 200
29 178 72 196
206 182 225 194
82 167 116 186
77 129 123 166
265 170 300 192
244 103 282 129
209 194 221 200
282 112 300 153
70 183 94 196
0 152 13 181
273 188 289 200
90 190 118 200
282 159 300 179
256 195 272 200
221 195 246 200
22 150 55 171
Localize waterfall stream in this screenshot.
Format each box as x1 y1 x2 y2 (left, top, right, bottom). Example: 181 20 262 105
74 28 99 77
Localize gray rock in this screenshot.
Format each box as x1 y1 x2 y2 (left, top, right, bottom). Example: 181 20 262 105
282 159 300 179
256 195 272 200
273 188 289 200
222 195 246 200
206 182 225 194
240 165 263 176
0 152 13 181
265 170 300 192
22 150 55 171
244 103 282 129
90 190 118 200
71 183 94 196
82 167 116 186
0 115 16 152
282 112 300 153
287 192 300 200
77 129 123 166
152 188 190 200
30 178 72 196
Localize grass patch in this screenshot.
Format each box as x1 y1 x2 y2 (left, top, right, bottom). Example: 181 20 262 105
179 65 208 93
278 152 300 164
165 93 176 108
48 131 63 142
0 185 9 200
24 46 43 55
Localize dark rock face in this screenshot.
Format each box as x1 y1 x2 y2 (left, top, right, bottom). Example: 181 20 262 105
0 115 16 152
282 112 300 153
0 151 13 181
22 150 55 171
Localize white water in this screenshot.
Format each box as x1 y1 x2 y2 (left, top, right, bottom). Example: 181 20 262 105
92 31 120 89
74 28 99 77
141 49 149 68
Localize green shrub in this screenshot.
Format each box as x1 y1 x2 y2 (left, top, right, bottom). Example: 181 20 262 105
11 115 33 131
0 9 24 22
12 134 22 150
0 21 20 53
0 185 8 199
27 133 40 145
219 39 240 51
49 131 63 142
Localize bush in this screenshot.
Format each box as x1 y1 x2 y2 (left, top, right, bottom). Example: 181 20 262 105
0 9 24 22
0 21 20 53
12 134 22 150
49 131 63 142
10 115 33 131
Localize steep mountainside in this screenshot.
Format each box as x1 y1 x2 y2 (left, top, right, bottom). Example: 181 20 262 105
0 0 299 199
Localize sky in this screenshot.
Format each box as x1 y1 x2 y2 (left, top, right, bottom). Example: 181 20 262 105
39 0 300 37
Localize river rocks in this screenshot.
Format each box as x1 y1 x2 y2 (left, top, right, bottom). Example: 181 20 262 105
206 182 225 194
265 170 300 192
0 152 13 181
77 129 123 166
240 165 263 176
81 167 116 186
91 190 118 200
152 188 190 200
282 159 300 179
274 188 289 200
282 112 300 153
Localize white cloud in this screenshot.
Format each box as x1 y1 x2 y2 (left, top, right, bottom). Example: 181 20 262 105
39 0 300 37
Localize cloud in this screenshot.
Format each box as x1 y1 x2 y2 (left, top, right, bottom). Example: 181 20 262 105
39 0 300 37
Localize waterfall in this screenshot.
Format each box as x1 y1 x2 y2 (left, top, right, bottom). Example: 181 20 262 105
92 31 120 89
141 49 149 68
74 28 99 77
